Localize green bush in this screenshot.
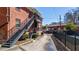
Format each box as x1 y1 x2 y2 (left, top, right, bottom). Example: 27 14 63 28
65 21 77 31
32 33 38 39
42 25 47 29
37 31 43 36
23 32 29 40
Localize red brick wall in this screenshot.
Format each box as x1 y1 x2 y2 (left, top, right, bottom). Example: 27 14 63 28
7 7 30 40
0 7 42 43
0 7 9 43
0 7 7 27
0 24 8 43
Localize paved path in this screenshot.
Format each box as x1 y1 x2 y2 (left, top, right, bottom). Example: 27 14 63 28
0 34 57 51
18 34 57 51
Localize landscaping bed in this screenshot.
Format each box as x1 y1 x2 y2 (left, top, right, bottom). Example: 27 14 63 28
16 39 33 45
16 31 43 46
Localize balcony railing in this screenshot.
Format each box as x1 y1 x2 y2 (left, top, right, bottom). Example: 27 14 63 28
25 15 35 30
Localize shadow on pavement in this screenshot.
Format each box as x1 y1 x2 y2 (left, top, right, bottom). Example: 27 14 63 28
44 42 56 51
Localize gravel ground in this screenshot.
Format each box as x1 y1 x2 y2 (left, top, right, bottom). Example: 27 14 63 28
51 34 68 51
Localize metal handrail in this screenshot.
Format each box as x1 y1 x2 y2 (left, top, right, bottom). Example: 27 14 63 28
8 15 35 39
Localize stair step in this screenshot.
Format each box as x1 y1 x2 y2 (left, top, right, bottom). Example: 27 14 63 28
2 45 10 48
1 43 13 48
7 40 14 43
2 44 9 46
6 42 12 44
7 41 13 42
2 40 16 48
4 43 11 45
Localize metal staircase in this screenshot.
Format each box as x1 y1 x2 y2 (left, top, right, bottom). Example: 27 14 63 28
2 16 35 48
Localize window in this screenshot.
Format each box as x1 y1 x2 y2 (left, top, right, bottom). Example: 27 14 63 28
16 7 20 11
16 18 21 28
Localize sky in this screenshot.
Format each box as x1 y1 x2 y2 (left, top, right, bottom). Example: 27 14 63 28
36 7 76 25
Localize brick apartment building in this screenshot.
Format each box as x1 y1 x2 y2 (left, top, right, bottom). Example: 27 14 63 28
0 7 42 48
47 23 66 31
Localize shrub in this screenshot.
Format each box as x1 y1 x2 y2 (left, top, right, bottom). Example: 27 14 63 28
41 32 44 35
65 21 77 35
23 32 29 40
42 25 47 29
37 31 43 36
32 33 38 39
65 21 77 31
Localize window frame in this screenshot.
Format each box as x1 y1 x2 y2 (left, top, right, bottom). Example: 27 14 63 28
16 18 21 28
15 7 20 11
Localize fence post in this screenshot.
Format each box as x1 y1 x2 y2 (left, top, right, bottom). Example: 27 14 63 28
74 33 76 51
65 31 66 47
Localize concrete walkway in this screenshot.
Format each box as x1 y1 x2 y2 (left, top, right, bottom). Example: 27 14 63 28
18 34 57 51
44 34 57 51
0 34 57 51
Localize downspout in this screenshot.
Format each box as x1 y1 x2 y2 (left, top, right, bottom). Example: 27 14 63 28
7 7 10 21
7 7 10 40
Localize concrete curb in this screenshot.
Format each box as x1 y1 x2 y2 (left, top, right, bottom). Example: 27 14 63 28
50 37 57 51
18 40 33 46
47 34 57 51
54 37 71 51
